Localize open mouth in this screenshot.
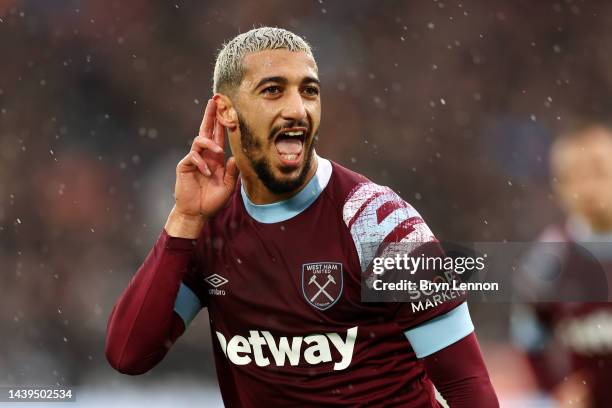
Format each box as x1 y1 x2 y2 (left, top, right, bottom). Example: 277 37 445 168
274 128 307 165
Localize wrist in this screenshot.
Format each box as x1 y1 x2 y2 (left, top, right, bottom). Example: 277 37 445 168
164 207 206 239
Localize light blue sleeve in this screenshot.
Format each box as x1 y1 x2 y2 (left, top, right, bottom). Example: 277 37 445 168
173 283 203 327
403 302 474 358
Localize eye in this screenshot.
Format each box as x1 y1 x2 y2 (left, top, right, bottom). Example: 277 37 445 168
303 86 320 96
262 86 282 95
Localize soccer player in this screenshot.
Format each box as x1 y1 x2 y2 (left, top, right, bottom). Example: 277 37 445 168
105 27 498 407
511 124 612 408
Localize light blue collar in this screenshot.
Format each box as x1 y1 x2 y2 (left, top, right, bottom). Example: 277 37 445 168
240 156 332 223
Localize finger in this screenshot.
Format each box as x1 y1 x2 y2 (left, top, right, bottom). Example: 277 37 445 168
213 113 225 149
223 156 240 190
190 151 212 176
199 99 217 140
191 135 223 154
178 150 211 176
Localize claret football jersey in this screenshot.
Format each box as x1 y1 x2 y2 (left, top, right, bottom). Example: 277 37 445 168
172 155 470 407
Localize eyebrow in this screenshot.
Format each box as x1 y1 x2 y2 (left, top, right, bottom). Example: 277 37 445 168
253 76 321 91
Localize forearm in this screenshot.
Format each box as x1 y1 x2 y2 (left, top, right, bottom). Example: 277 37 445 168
423 333 499 407
105 229 197 375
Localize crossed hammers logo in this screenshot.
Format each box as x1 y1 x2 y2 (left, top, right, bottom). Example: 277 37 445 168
308 274 336 302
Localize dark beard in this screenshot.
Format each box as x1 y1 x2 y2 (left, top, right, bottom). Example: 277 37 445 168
238 113 316 195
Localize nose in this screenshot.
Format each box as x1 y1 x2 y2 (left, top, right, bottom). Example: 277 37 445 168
281 89 307 122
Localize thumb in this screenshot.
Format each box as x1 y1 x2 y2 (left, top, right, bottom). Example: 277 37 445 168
223 156 240 191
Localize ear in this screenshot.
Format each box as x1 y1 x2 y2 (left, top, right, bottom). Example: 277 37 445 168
214 93 238 131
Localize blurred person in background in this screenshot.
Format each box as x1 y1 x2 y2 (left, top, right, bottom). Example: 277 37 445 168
511 123 612 408
105 27 498 407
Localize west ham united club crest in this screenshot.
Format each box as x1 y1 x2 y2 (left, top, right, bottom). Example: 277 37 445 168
302 262 343 311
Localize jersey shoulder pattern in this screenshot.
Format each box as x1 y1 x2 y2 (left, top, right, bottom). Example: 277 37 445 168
340 177 436 272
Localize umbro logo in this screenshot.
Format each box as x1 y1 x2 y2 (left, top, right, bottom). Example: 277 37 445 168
205 273 229 288
205 273 228 296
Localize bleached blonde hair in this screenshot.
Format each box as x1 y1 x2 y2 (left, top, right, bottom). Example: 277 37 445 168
213 27 315 95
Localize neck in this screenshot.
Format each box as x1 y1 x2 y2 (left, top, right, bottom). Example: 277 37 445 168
588 213 612 234
241 154 319 205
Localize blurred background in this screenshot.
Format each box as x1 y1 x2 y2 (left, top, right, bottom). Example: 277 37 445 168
2 0 612 406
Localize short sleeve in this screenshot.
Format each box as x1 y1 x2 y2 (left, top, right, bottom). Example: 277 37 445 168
342 181 467 332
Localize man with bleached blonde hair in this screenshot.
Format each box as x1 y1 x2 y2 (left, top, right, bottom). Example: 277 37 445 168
106 27 498 407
